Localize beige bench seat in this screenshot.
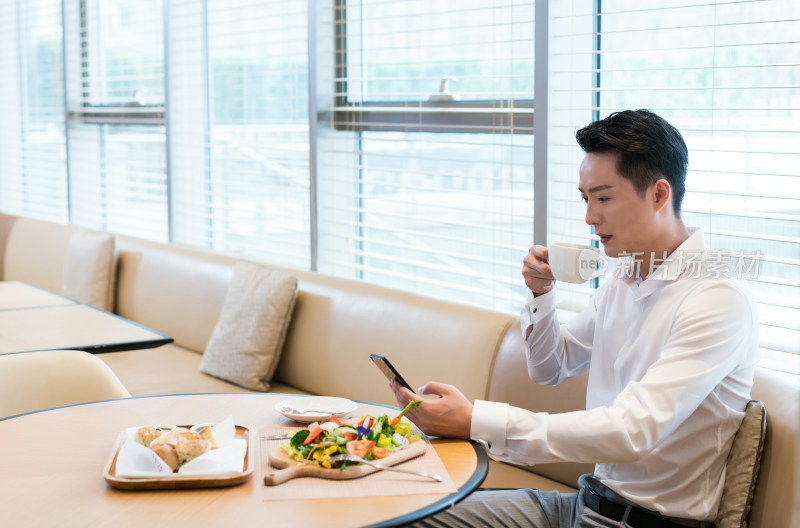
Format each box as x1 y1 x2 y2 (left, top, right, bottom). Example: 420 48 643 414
97 344 309 396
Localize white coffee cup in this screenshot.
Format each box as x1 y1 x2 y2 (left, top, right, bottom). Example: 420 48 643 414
548 242 608 284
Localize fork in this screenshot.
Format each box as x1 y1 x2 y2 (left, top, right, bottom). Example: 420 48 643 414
329 453 444 482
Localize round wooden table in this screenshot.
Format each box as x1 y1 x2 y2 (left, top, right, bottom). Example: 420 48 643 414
0 393 488 527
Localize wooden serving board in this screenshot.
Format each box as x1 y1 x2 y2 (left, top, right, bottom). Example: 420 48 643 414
264 439 427 485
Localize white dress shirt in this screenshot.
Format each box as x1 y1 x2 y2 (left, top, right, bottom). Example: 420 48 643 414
471 228 760 521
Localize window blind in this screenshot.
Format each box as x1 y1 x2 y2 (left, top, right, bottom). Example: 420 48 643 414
166 0 311 268
550 0 800 372
0 0 68 223
62 0 168 241
316 0 536 313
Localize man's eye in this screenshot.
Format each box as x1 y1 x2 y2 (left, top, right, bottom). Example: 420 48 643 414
581 196 588 203
597 197 609 202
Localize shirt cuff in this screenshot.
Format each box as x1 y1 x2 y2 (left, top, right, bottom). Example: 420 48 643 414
471 400 509 457
520 289 557 330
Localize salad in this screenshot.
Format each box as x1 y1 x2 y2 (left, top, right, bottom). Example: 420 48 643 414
282 401 421 469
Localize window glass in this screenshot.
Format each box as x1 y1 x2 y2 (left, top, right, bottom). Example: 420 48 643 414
0 0 68 222
346 0 534 102
318 0 536 312
82 0 164 106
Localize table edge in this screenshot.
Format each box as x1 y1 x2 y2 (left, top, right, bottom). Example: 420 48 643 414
0 337 174 356
364 439 489 528
0 281 174 353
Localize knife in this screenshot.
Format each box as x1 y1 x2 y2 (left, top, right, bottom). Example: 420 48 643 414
260 432 293 440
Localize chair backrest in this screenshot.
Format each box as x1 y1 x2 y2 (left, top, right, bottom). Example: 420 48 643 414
0 350 131 419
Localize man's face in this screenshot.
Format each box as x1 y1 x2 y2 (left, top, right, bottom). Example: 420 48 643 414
578 151 657 259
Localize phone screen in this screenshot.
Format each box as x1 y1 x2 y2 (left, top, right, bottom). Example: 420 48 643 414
369 354 415 393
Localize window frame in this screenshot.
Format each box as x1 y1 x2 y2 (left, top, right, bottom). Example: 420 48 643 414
330 0 534 136
68 0 165 128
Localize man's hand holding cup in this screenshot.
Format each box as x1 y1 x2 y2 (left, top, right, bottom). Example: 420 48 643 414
523 242 608 296
522 245 556 297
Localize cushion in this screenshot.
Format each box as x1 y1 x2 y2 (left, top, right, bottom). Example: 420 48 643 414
61 230 116 311
715 400 767 528
199 261 298 391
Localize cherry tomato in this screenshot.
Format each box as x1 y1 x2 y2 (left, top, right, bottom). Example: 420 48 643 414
346 440 375 458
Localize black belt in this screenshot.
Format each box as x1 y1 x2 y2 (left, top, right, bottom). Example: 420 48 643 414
584 488 706 528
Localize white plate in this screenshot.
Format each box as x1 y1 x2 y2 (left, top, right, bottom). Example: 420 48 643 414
274 396 358 423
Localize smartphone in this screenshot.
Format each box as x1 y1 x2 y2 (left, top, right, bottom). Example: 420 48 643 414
369 354 415 393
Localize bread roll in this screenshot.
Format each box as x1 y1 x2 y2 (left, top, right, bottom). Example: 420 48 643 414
136 426 165 447
175 437 211 465
150 427 196 448
195 425 219 448
150 444 179 471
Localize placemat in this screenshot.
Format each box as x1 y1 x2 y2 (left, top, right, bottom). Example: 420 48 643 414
259 426 458 501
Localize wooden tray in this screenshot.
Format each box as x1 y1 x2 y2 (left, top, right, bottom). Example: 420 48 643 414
103 425 254 490
264 439 427 485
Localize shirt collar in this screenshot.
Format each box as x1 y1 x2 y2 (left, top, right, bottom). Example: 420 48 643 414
648 227 706 281
617 227 706 296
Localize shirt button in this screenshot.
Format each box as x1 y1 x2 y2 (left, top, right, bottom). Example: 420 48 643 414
532 308 537 313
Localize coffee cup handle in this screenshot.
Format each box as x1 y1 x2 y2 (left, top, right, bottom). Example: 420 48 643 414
577 250 609 281
594 254 611 279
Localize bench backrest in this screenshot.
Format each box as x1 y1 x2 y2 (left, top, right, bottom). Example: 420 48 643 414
1 217 116 310
113 235 518 406
0 213 18 279
747 368 799 528
2 216 73 292
275 269 519 406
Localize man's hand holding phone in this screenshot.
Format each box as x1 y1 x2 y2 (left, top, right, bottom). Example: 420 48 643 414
389 379 473 439
369 354 472 439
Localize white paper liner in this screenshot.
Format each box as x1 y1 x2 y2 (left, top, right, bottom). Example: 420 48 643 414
115 416 246 478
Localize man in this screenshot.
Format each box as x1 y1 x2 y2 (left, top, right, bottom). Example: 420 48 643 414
391 110 759 527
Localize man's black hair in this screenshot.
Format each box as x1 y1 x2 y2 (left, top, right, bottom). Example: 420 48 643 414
575 109 688 216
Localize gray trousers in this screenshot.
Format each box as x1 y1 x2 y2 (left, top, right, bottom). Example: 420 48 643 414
405 474 712 528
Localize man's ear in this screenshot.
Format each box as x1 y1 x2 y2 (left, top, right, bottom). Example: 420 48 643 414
652 179 672 213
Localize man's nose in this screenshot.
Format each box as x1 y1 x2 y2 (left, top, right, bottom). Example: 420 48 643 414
585 204 599 226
